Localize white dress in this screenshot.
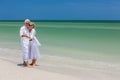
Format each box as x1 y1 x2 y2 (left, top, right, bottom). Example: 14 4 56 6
20 26 30 62
29 29 41 59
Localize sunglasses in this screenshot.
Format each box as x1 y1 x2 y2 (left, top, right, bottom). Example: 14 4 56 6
29 25 33 26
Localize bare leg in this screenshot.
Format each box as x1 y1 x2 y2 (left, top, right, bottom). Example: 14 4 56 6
31 59 37 67
30 60 34 65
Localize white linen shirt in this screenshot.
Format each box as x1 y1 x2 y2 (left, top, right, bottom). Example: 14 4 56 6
20 25 30 46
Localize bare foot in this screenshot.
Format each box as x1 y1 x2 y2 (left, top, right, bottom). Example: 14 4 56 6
25 65 33 68
24 61 33 68
30 63 33 65
30 59 37 67
30 62 36 67
30 63 37 66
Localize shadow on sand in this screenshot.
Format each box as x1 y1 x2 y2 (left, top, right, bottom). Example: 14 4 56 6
17 63 24 67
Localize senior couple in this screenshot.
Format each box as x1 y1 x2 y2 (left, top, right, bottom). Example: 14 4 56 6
20 19 41 68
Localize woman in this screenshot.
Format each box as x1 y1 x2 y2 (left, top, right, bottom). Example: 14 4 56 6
29 22 41 67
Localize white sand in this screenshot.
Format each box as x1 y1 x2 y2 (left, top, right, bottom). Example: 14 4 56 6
0 58 80 80
0 48 120 80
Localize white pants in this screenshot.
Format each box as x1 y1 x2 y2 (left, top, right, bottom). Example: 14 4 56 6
22 44 29 62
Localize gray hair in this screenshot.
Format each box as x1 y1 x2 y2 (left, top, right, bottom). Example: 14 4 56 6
24 19 30 23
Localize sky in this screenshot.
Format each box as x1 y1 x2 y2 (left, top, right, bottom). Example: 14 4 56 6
0 0 120 20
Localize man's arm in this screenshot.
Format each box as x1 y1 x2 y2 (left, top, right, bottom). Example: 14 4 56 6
20 27 30 38
21 34 30 38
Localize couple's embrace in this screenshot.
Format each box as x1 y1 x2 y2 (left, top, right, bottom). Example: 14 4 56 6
20 19 41 68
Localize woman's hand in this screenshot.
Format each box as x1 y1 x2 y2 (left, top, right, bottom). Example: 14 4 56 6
29 38 32 41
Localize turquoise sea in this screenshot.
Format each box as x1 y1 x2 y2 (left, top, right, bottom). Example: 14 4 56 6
0 20 120 65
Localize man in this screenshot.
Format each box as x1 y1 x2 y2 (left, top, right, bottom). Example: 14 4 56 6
20 19 31 67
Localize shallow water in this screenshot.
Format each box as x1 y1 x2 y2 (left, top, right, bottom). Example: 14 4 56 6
0 21 120 65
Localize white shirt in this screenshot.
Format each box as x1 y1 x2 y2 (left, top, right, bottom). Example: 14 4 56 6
20 25 30 46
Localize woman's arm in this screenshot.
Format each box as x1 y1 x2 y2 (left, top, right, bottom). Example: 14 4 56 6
29 29 36 41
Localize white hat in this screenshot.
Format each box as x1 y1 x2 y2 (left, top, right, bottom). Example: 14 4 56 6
24 19 30 23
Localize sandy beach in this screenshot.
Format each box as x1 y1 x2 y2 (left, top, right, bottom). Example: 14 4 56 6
0 48 80 80
0 21 120 80
0 48 120 80
0 58 80 80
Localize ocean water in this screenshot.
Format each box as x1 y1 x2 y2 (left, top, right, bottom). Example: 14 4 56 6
0 20 120 65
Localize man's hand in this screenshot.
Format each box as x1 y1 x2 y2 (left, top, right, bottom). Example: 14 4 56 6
22 34 30 38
